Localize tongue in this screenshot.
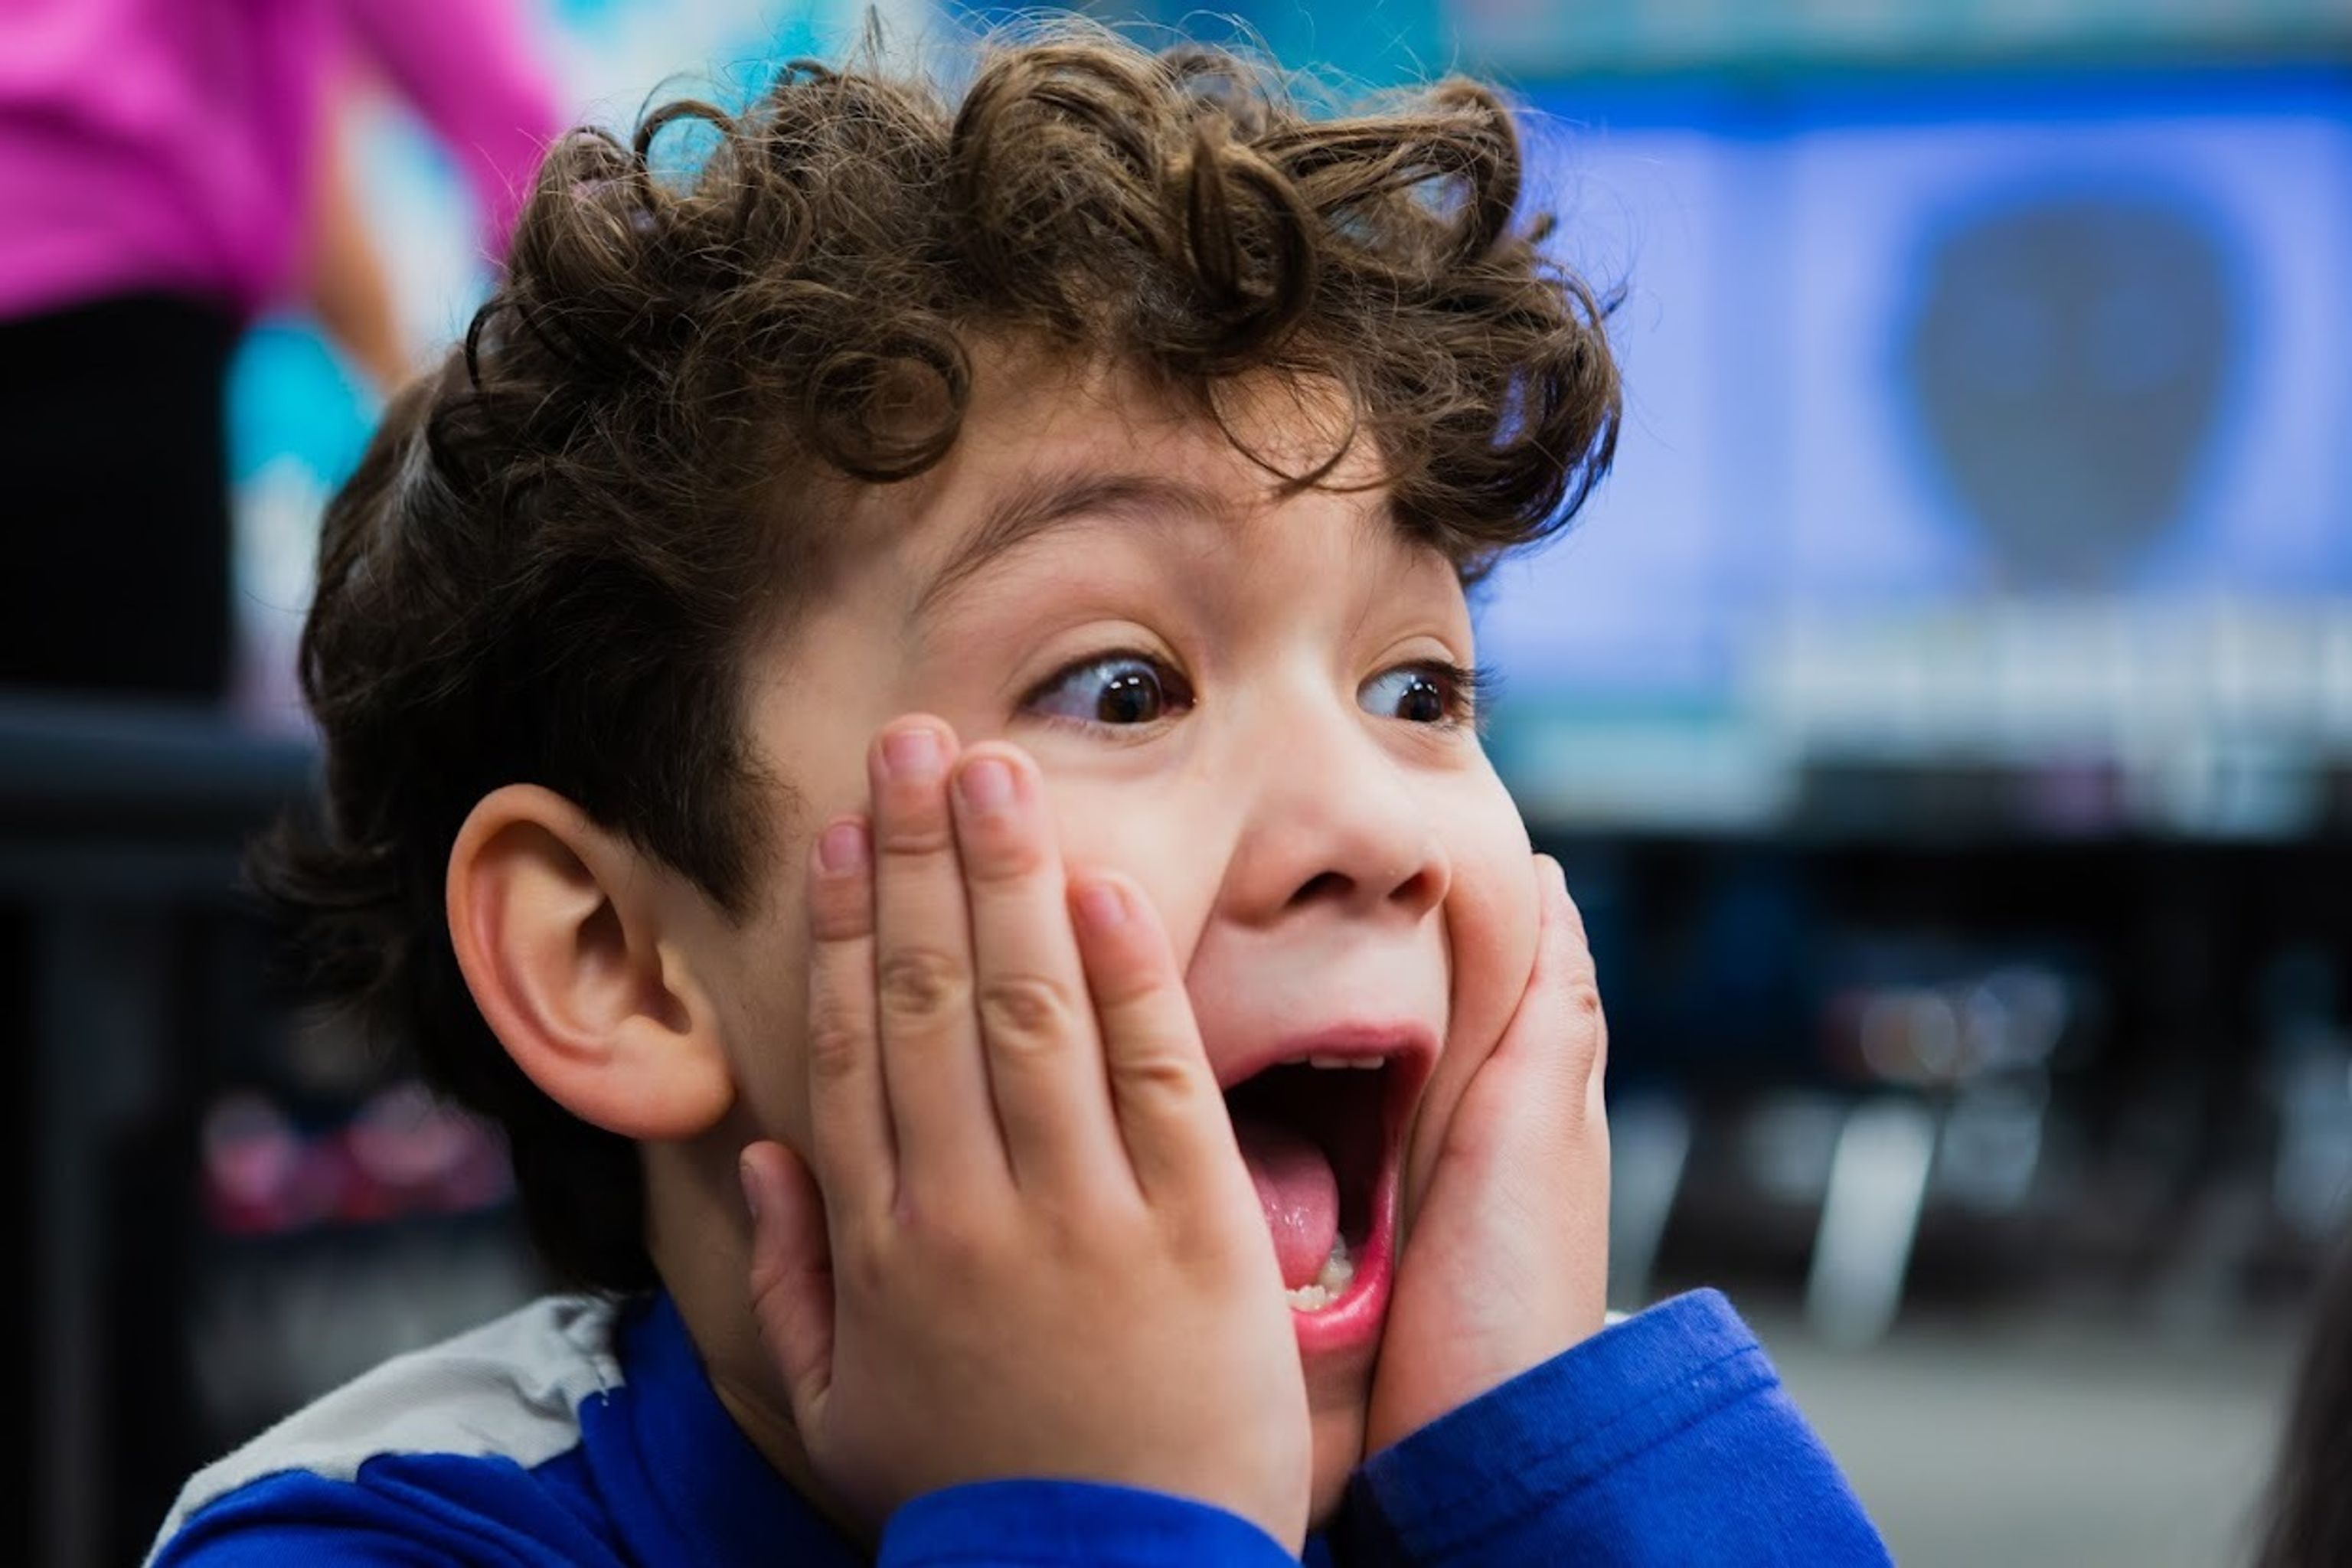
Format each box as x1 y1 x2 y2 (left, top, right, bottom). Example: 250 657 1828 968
1233 1115 1340 1289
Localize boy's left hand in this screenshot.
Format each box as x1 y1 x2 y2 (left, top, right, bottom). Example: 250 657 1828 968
1363 854 1612 1454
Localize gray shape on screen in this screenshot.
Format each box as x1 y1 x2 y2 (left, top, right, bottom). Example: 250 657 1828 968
1901 191 2234 589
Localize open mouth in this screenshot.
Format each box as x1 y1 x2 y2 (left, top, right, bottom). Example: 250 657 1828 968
1218 1034 1426 1336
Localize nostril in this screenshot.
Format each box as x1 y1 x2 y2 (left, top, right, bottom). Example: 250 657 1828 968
1289 864 1444 912
1393 865 1445 913
1291 871 1350 906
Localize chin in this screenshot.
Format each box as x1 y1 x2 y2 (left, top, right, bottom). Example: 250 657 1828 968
1305 1362 1372 1527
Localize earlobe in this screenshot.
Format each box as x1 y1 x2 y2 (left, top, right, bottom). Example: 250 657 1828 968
446 784 735 1141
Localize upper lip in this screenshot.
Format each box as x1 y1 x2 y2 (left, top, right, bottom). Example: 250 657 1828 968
1213 1021 1439 1095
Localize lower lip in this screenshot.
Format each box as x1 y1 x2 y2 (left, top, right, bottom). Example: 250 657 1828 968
1289 1158 1399 1357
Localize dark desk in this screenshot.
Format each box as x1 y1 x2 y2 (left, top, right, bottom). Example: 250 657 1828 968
2 698 313 1568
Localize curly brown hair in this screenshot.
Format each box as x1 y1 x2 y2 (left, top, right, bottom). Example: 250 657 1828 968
253 23 1621 1292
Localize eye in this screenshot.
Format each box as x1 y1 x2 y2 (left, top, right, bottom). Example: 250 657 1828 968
1359 661 1488 727
1024 652 1194 727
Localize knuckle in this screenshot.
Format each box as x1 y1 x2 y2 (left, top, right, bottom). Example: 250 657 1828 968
1031 1185 1122 1253
1092 978 1171 1044
877 945 969 1023
892 1192 1001 1275
803 1006 867 1083
874 809 955 858
1092 965 1161 1014
960 822 1049 884
807 875 873 942
1110 1047 1204 1111
808 1006 884 1105
835 1230 893 1301
977 973 1076 1054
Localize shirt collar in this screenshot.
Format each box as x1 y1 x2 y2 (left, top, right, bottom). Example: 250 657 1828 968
616 1290 1344 1566
615 1292 864 1568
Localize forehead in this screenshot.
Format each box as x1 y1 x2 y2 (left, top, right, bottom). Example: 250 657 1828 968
840 347 1439 611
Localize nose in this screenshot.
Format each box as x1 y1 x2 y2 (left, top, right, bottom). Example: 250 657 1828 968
1214 709 1451 928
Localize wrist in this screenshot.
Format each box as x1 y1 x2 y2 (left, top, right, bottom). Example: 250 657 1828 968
883 1478 1300 1566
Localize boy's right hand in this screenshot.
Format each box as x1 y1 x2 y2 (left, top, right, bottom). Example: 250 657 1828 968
737 717 1312 1550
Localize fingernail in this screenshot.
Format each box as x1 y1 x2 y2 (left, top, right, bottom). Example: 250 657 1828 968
737 1152 763 1225
817 818 868 874
1075 880 1128 932
956 756 1014 815
882 724 942 781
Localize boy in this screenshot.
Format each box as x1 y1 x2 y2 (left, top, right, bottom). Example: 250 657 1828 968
151 26 1890 1566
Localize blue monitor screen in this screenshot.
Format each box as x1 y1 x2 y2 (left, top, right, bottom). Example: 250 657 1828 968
1477 67 2352 826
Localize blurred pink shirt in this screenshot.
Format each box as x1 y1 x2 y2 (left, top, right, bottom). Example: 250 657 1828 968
0 0 562 319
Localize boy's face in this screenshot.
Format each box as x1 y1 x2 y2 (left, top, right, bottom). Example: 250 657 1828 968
702 348 1540 1515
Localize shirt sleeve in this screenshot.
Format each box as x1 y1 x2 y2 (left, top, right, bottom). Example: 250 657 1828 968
152 1520 467 1566
145 1459 628 1567
1337 1289 1892 1567
882 1479 1300 1568
333 0 565 258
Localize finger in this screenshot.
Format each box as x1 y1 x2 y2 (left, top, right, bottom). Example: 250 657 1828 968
951 746 1131 1196
1539 855 1609 1091
868 717 1008 1194
803 815 894 1211
741 1140 836 1433
1501 855 1607 1116
1068 873 1245 1205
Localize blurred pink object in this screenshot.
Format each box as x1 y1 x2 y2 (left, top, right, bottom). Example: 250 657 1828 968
0 0 562 319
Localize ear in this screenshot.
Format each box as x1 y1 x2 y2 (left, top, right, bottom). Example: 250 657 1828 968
446 783 734 1141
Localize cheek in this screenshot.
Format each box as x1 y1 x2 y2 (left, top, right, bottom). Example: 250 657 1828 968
715 769 1228 1154
1442 770 1539 1048
1408 776 1537 1194
1307 1395 1367 1524
1044 779 1226 955
709 893 821 1154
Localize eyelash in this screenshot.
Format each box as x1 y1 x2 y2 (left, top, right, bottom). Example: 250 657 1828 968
1393 659 1498 734
1017 649 1193 733
1018 650 1496 733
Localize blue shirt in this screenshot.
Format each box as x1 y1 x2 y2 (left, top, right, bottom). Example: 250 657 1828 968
149 1288 1888 1566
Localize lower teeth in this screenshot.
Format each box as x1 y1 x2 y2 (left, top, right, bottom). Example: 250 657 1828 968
1285 1235 1356 1311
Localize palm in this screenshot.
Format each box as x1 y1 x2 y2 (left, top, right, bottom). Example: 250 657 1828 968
1364 859 1610 1456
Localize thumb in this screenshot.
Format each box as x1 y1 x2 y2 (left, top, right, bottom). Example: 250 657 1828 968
740 1139 836 1432
1526 855 1608 1125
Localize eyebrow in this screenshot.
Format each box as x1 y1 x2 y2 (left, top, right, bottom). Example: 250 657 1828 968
913 469 1233 619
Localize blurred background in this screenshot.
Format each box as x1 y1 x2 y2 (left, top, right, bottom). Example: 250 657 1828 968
5 1 2348 1564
